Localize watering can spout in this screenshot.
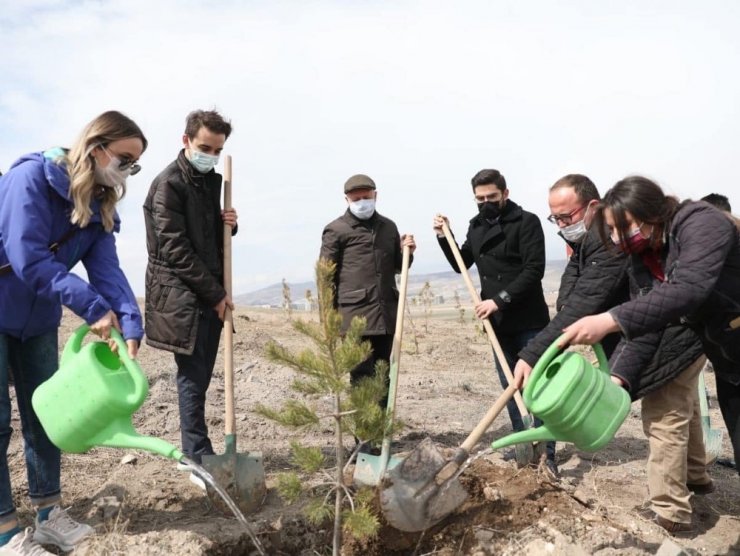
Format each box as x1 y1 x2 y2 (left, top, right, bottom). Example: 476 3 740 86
491 425 557 451
94 422 184 461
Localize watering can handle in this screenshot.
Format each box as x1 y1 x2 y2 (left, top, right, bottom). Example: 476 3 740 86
64 324 149 408
109 329 149 407
60 324 90 365
525 335 609 406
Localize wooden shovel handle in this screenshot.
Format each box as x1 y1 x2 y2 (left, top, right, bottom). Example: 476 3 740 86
385 244 411 422
440 220 530 417
223 155 235 436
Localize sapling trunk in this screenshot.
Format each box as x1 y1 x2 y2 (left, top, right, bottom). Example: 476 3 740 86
333 392 343 556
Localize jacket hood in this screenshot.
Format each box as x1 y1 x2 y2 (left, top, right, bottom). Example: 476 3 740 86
8 150 70 200
9 149 119 230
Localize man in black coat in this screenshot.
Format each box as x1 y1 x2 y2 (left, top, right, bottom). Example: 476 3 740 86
320 174 416 434
143 110 238 471
514 174 629 385
433 169 555 472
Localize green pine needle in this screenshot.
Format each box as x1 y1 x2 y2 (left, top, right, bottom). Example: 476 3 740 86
290 441 325 473
275 472 303 504
342 506 380 539
305 497 334 526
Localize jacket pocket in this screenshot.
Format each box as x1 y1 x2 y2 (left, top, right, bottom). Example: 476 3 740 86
338 288 367 306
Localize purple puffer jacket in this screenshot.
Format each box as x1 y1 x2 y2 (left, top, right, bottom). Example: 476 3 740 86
0 149 143 341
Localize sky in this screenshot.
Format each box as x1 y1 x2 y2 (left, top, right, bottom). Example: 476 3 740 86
1 0 739 296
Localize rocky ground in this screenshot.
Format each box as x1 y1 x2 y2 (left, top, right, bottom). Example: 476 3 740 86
6 304 739 555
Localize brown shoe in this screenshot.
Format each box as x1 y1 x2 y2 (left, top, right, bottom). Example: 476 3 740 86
653 513 694 536
687 480 715 495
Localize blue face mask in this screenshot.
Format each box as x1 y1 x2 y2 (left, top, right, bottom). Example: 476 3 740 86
188 146 219 173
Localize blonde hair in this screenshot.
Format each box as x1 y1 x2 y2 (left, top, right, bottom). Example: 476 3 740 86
64 111 147 232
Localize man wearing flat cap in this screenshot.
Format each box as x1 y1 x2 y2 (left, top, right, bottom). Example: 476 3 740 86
320 174 416 445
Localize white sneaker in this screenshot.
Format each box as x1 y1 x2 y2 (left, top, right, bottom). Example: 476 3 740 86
0 528 54 555
33 506 93 552
176 461 189 471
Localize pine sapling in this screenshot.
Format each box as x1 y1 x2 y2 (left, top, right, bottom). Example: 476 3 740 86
282 278 293 318
417 281 434 333
257 259 398 555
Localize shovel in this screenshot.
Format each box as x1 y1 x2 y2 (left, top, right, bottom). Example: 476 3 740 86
201 155 267 515
380 384 518 532
440 220 539 466
353 244 411 486
698 365 723 465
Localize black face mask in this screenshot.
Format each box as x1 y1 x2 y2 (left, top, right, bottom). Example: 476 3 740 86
478 201 503 220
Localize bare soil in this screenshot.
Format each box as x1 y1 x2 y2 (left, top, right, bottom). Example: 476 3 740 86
7 305 740 555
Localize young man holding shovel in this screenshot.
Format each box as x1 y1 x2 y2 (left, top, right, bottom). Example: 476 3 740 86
433 169 558 477
143 110 237 485
320 174 416 454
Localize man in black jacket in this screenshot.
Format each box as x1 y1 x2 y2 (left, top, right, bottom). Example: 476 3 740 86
433 169 555 472
143 110 237 471
514 174 629 386
320 174 416 437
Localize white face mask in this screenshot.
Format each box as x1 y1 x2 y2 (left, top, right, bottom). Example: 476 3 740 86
349 198 376 220
560 219 587 243
94 154 131 189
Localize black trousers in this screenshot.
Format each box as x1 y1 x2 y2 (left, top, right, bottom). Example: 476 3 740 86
716 376 740 475
174 309 223 464
351 334 393 409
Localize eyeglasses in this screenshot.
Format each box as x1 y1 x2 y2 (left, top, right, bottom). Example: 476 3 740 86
547 205 586 225
102 145 141 175
473 193 502 203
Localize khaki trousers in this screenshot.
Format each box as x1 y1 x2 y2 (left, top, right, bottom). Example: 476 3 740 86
641 356 710 524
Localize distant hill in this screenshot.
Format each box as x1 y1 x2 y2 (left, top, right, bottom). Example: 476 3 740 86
235 260 568 307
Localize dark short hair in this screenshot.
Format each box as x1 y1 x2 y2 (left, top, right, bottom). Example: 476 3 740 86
597 175 679 250
550 174 600 203
701 193 731 212
471 169 506 192
185 109 232 140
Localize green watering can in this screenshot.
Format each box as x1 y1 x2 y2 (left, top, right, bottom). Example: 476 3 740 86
491 335 630 452
32 325 183 461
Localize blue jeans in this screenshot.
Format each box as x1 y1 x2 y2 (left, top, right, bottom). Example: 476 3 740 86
493 328 556 461
0 332 62 524
174 310 222 464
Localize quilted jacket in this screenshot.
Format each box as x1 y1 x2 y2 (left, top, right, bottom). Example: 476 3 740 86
143 150 235 355
610 201 740 385
518 225 630 366
609 252 704 400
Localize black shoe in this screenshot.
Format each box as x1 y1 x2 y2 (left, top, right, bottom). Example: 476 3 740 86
687 480 715 495
716 458 737 470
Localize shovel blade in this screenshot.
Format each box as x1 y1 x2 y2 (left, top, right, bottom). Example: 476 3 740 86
380 438 468 532
703 429 723 465
513 414 537 467
353 453 403 487
201 450 266 515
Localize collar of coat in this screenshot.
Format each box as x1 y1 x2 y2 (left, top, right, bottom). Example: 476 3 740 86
468 199 523 228
340 209 382 228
